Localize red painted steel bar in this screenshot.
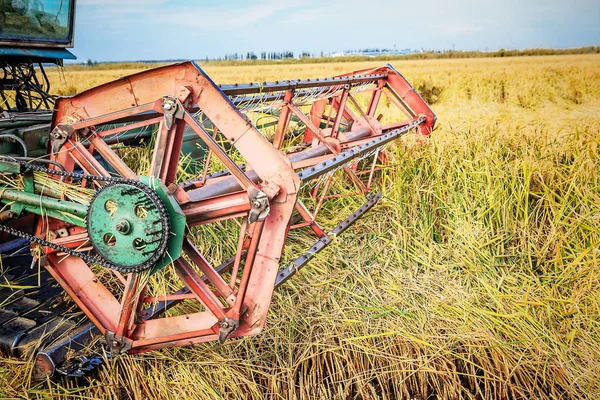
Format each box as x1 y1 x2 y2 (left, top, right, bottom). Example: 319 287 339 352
331 88 350 138
273 90 294 149
86 132 137 179
97 117 162 138
116 274 142 337
174 258 227 320
182 238 234 301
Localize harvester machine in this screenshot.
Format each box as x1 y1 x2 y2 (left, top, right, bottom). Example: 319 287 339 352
0 0 436 380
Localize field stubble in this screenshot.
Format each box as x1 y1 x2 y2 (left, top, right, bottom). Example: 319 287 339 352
1 54 599 399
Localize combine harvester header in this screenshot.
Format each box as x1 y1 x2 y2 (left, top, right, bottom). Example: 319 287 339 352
0 0 435 380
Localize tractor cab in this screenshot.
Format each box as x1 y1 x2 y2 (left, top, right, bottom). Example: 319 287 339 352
0 0 76 157
0 0 76 61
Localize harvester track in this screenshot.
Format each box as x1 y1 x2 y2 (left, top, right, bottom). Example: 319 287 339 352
0 242 84 363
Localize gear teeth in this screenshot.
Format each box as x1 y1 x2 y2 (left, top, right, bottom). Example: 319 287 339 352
87 182 170 273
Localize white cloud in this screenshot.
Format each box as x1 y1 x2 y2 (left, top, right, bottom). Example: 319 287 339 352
155 0 306 30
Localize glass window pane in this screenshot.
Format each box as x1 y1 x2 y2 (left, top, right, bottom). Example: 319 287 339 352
0 0 73 44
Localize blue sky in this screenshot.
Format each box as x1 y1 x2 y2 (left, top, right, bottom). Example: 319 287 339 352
73 0 600 62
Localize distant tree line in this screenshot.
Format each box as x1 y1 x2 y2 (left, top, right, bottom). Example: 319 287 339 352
344 47 399 53
65 46 599 69
217 51 299 61
202 46 600 66
210 50 324 61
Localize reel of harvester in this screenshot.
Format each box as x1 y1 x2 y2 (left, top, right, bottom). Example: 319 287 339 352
0 61 435 379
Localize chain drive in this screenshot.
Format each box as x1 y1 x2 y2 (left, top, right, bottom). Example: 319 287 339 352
0 157 170 273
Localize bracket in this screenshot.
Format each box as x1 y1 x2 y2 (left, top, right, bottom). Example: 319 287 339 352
218 318 238 345
161 97 185 130
50 124 75 155
105 331 133 355
247 187 270 224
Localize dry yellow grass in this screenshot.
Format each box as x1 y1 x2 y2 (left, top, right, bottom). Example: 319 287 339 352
1 54 599 399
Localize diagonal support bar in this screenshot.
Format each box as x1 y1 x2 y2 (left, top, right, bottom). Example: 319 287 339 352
275 192 383 288
174 258 227 320
182 238 234 300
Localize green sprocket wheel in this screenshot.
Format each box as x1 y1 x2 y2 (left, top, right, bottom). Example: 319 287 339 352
86 182 170 273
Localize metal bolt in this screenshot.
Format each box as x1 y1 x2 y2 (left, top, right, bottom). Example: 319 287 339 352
115 219 132 235
253 200 262 208
112 340 120 347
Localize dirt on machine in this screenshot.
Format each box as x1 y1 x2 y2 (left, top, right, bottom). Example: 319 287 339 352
0 0 436 380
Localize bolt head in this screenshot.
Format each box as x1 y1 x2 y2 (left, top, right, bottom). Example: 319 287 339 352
115 219 132 235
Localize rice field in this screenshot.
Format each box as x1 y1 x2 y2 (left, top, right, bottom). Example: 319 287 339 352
1 54 599 399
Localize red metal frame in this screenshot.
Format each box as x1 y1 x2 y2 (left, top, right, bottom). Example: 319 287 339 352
31 62 435 353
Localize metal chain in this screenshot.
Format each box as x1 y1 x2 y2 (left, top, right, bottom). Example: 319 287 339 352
0 157 170 273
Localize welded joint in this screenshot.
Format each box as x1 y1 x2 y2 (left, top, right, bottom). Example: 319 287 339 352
176 86 194 108
260 181 282 201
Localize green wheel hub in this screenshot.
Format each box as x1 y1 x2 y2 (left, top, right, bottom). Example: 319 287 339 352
87 182 170 272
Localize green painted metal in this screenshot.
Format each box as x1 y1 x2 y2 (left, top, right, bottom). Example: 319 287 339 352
0 188 87 227
0 188 87 217
14 203 85 227
87 183 167 268
140 176 186 273
0 160 21 174
0 119 52 158
11 170 36 216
